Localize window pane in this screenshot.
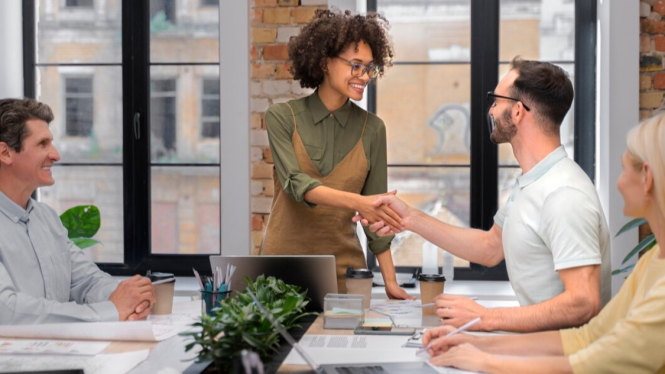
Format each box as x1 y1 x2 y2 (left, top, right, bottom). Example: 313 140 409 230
499 0 575 62
151 166 220 255
497 63 575 165
150 0 219 63
499 167 521 209
150 66 220 163
37 66 123 163
386 167 470 268
378 0 471 63
37 0 121 63
377 64 471 165
40 166 124 263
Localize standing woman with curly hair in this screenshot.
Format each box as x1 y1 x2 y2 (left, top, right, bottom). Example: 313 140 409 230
260 9 412 299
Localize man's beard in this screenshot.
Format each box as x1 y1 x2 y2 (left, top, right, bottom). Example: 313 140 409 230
489 107 517 144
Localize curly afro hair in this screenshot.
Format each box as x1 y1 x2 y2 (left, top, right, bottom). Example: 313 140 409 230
288 9 394 89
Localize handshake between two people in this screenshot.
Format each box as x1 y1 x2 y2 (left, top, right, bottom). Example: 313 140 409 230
353 191 412 236
108 275 157 321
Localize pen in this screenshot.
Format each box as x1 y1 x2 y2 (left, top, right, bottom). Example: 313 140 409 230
152 277 176 286
416 317 481 354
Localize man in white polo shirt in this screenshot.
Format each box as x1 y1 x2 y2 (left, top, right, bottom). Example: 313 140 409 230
355 58 611 333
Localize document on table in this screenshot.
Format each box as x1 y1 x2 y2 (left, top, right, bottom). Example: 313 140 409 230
0 339 110 355
0 313 197 342
0 349 149 374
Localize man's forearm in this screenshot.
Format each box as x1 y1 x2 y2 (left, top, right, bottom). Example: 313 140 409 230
483 291 596 332
409 210 504 267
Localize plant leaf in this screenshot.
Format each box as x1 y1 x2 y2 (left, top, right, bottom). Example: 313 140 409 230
59 205 101 239
621 234 657 265
611 264 636 276
615 218 647 237
70 237 101 249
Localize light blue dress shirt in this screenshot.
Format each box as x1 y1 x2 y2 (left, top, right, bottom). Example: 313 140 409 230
0 191 119 324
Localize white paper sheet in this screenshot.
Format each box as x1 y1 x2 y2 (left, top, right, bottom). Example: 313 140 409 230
0 339 110 356
0 313 197 342
0 349 149 374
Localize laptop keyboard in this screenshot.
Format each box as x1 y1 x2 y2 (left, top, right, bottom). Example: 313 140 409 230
334 366 386 374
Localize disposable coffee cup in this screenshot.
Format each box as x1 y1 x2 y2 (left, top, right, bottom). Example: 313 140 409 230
418 273 445 316
345 267 373 310
148 271 176 315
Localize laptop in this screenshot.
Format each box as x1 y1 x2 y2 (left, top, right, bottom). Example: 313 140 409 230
209 255 337 312
247 289 441 374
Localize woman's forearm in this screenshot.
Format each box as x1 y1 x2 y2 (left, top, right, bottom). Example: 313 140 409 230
304 185 358 209
482 355 572 374
477 331 564 357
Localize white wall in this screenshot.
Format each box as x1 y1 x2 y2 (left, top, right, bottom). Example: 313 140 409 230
219 1 251 255
596 0 640 295
0 1 23 98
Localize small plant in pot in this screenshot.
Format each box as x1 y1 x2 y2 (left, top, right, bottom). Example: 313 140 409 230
181 275 315 373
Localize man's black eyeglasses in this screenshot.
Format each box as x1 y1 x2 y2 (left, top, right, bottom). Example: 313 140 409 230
336 56 382 80
487 91 531 111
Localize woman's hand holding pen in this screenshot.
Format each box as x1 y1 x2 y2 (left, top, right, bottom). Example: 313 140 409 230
354 191 403 233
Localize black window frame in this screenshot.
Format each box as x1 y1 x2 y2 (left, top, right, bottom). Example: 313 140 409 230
23 0 221 276
365 0 596 281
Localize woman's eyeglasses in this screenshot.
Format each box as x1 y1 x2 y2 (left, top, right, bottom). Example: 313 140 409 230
336 56 382 80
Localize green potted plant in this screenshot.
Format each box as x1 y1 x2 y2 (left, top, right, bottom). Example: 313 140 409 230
613 218 657 276
59 205 102 249
182 275 315 373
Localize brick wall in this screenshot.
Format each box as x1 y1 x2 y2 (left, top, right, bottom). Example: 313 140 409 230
250 0 326 254
639 0 660 243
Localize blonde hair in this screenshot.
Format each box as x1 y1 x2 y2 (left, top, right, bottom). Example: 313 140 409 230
626 114 665 217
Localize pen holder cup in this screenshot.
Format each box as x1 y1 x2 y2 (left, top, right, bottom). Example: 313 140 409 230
201 290 232 316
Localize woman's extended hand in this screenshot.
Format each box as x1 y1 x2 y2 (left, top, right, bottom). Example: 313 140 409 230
354 191 403 233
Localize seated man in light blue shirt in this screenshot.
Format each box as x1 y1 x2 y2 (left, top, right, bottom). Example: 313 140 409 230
0 98 156 324
355 58 611 333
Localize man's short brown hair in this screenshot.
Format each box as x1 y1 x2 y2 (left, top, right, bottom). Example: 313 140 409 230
0 98 54 153
509 57 574 135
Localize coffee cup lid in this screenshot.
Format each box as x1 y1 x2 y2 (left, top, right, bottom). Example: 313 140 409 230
345 267 373 279
147 271 174 282
417 273 446 282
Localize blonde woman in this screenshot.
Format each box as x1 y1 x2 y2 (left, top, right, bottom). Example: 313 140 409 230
422 115 665 374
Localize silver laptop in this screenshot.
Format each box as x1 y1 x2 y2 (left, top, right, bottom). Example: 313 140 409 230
247 288 440 374
209 255 337 312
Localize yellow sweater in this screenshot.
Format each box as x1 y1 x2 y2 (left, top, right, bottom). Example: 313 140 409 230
560 244 665 374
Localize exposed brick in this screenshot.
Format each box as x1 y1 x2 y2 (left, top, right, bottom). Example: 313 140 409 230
650 11 663 21
642 2 653 18
641 19 665 34
263 179 275 197
251 197 273 214
654 73 665 89
656 36 665 51
655 0 665 15
271 97 291 104
250 80 262 96
263 80 291 95
251 63 275 79
291 80 315 96
263 148 274 163
250 113 264 129
251 98 270 112
640 110 652 120
255 0 277 7
252 9 263 26
640 92 664 109
278 0 299 6
263 44 290 60
302 0 327 4
252 214 264 230
640 55 663 72
251 129 270 146
252 28 277 43
252 230 264 247
642 35 652 52
642 74 653 90
263 8 291 24
292 7 319 24
276 62 294 79
250 147 264 162
252 163 274 179
250 45 260 60
277 26 300 43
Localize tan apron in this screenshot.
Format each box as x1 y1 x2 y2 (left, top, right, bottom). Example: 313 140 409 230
261 103 369 293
